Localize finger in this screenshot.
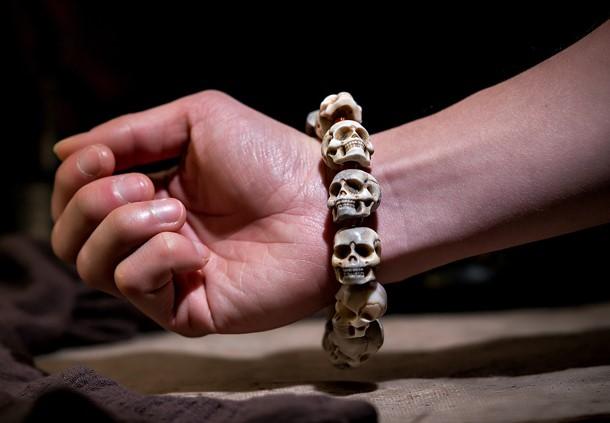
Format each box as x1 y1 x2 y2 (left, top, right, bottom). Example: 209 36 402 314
52 90 237 170
51 173 155 263
51 144 115 221
76 198 186 296
114 232 209 333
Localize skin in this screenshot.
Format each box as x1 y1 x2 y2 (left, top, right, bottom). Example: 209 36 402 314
52 21 610 336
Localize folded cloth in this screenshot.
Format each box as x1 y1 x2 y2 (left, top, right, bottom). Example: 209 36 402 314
0 235 377 423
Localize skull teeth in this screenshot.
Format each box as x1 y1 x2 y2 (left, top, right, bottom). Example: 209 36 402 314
336 199 356 209
342 267 366 278
344 139 365 152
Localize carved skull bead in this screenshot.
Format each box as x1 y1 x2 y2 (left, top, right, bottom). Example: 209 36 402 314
332 227 381 285
316 92 363 139
321 120 374 169
332 301 370 338
322 319 384 368
332 281 387 338
327 169 381 222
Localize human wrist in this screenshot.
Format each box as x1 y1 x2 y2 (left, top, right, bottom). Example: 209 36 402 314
366 22 610 284
373 114 467 283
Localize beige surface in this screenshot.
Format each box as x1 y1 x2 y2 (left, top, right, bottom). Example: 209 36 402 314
37 304 610 423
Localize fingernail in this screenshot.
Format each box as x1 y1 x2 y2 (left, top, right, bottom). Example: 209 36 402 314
150 199 182 223
76 145 102 177
113 174 148 203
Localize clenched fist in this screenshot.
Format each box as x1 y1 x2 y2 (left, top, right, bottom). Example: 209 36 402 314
51 91 335 336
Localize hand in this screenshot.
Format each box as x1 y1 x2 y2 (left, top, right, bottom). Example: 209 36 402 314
51 91 335 336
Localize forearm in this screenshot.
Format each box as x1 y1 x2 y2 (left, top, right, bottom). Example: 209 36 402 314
376 21 610 283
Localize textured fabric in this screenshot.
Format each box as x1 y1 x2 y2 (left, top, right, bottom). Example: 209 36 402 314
39 304 610 422
0 235 377 422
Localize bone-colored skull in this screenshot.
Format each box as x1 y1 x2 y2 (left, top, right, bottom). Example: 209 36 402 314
332 227 381 285
332 282 387 338
316 92 362 139
339 280 386 319
322 319 384 368
322 120 373 169
332 301 370 338
327 169 381 222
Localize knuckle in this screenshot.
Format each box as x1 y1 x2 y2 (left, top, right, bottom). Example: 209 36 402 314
54 159 73 189
108 206 138 233
73 187 100 223
189 90 236 124
197 89 230 103
53 168 66 195
75 248 95 288
113 113 137 137
50 224 71 263
114 263 137 295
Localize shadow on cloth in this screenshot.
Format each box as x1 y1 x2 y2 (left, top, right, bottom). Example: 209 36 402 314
39 328 610 395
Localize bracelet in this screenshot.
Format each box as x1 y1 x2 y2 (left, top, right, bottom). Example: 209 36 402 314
306 92 387 369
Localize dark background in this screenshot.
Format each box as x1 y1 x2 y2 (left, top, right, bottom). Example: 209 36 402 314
5 3 610 313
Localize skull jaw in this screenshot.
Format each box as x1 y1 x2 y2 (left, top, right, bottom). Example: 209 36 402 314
332 201 374 222
331 146 371 168
334 266 377 285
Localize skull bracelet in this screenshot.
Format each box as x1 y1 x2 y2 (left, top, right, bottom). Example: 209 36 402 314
307 92 387 368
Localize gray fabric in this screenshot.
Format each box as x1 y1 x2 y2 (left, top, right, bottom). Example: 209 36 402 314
0 235 376 422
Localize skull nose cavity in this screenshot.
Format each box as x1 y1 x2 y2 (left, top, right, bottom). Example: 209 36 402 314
348 242 358 262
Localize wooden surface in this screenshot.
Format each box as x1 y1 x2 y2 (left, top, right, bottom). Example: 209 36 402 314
37 304 610 423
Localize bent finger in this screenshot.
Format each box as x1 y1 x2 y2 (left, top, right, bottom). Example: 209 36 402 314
114 232 209 332
51 144 115 221
51 173 154 263
76 198 186 296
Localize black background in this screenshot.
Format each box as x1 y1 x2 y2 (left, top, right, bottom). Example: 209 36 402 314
5 3 610 313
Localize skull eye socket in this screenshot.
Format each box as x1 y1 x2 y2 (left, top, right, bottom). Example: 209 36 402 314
355 243 374 257
346 178 363 192
330 182 341 196
335 307 356 320
337 126 352 140
356 128 368 139
334 244 351 259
